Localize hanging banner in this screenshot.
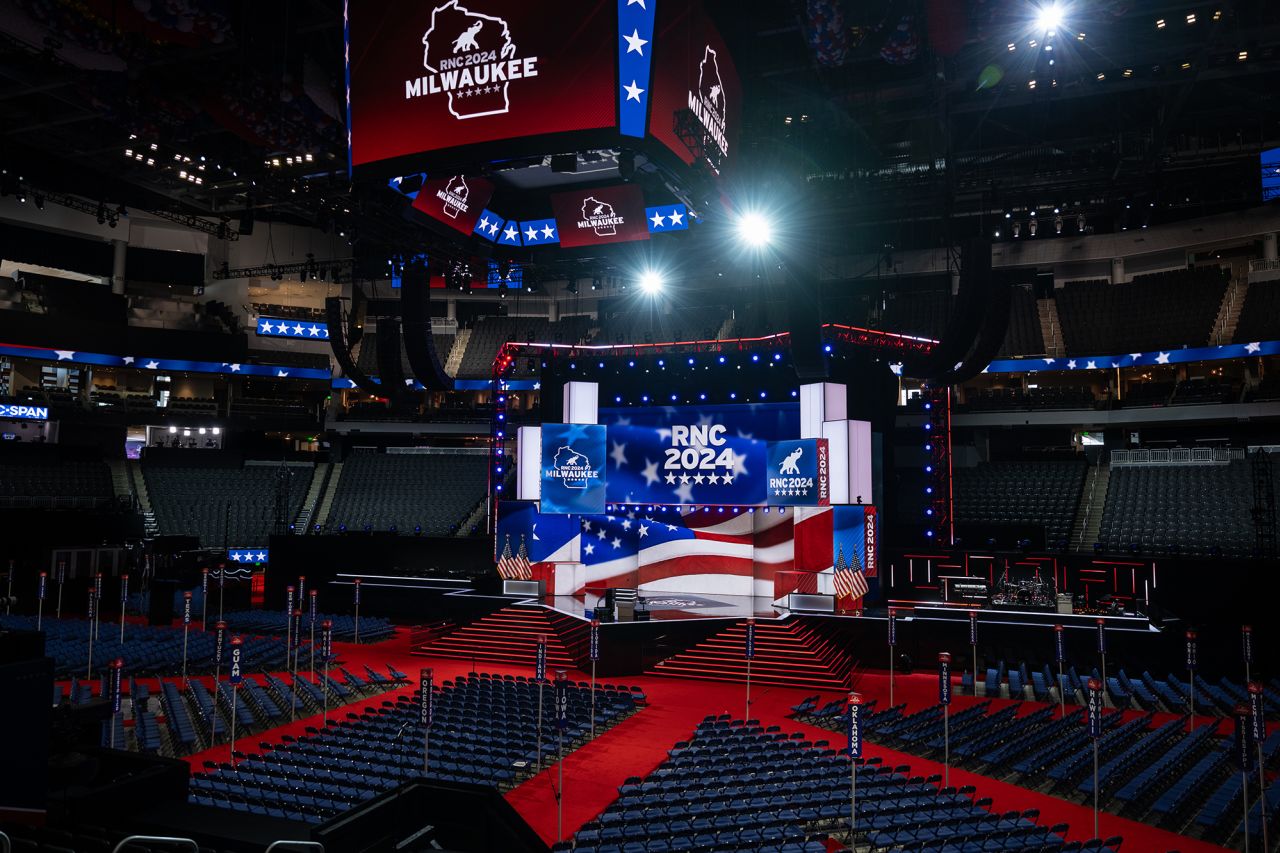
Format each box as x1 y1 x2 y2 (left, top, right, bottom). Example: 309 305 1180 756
229 637 243 684
938 652 951 705
1087 678 1104 738
420 668 434 730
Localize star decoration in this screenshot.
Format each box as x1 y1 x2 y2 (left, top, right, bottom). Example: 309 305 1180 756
627 0 645 7
650 210 666 228
679 473 691 484
487 220 500 235
610 440 628 469
623 80 645 103
228 364 241 373
664 473 676 485
144 360 159 370
541 223 556 240
1067 360 1077 370
122 357 135 365
611 537 622 549
584 543 595 556
641 459 660 486
277 370 290 377
503 225 519 242
638 525 649 538
259 321 274 334
693 473 706 485
1156 352 1171 364
525 225 539 242
292 323 305 336
1246 342 1261 354
623 28 648 55
308 325 322 337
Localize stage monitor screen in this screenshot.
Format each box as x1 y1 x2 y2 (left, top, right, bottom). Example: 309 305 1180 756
551 184 651 248
347 0 617 170
1264 147 1280 202
649 2 741 172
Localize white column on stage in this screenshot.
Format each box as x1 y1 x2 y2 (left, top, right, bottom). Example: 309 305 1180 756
516 426 543 502
823 419 873 506
800 383 847 439
562 381 599 425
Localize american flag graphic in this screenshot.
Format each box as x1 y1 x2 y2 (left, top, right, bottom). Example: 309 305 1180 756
513 536 533 581
832 545 869 601
496 537 516 580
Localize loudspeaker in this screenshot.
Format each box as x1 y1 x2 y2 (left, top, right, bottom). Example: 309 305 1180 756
237 206 254 236
931 271 1012 385
375 317 415 408
400 261 453 391
787 274 829 380
913 241 993 380
326 297 379 396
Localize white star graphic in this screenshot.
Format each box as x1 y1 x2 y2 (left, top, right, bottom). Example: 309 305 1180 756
122 357 135 365
623 28 648 55
609 440 628 469
487 220 499 235
611 537 622 549
292 323 305 336
525 225 539 242
260 321 274 334
664 473 676 485
229 363 241 372
729 450 750 478
621 519 633 531
623 80 645 103
308 325 322 337
503 225 519 242
638 524 649 538
722 474 734 485
532 523 540 541
627 0 645 7
1044 358 1056 365
597 529 607 541
541 223 556 240
641 459 660 486
255 552 267 562
1086 360 1097 370
582 520 592 532
144 360 159 370
693 473 706 485
650 210 666 228
1067 360 1077 370
673 481 694 503
277 370 290 377
54 350 75 361
707 474 720 485
478 216 491 233
1246 342 1261 354
679 473 691 484
347 379 359 388
1156 352 1171 364
230 553 243 562
1129 353 1142 361
669 209 684 226
584 543 595 556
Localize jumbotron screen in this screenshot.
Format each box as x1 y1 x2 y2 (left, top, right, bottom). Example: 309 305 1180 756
347 0 617 169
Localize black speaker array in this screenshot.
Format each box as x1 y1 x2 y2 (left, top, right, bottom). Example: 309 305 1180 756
375 317 415 409
909 240 996 381
400 261 453 391
325 296 379 396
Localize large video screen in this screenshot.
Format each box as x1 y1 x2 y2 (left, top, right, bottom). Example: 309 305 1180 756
347 0 617 169
551 184 651 248
649 2 741 171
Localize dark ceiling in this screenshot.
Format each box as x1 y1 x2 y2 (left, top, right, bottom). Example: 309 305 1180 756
3 0 1279 261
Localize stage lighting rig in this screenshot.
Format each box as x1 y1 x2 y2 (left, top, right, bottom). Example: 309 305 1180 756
639 270 664 294
736 212 774 248
1034 3 1064 34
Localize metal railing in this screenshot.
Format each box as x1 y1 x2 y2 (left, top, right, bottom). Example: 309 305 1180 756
110 836 198 853
264 842 325 853
1248 258 1280 273
1110 446 1245 466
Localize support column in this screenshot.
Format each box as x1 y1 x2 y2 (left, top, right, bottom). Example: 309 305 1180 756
111 239 127 296
1110 257 1124 285
446 299 457 322
548 299 559 323
1263 233 1278 262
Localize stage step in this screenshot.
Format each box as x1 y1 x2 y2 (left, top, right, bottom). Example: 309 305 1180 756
414 604 585 670
648 618 857 691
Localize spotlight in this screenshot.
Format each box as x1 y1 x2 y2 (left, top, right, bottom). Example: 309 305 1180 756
1034 3 1064 33
638 270 664 294
736 212 773 248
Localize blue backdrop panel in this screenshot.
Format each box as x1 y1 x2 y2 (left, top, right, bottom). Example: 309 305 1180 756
540 423 607 515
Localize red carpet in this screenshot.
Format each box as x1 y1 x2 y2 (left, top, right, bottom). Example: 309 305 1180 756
89 627 1233 853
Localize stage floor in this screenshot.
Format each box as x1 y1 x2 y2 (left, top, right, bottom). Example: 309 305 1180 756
543 592 788 623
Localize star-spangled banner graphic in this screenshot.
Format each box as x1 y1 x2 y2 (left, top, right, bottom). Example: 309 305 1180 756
0 343 330 380
981 340 1280 374
519 218 561 246
646 204 689 233
330 377 541 391
498 220 524 246
473 208 506 242
255 317 331 340
618 0 656 138
227 548 269 564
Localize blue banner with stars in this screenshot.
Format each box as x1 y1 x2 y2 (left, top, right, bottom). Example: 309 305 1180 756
618 0 656 139
982 339 1280 374
646 204 689 233
473 209 507 242
519 219 560 246
497 220 524 246
255 317 330 340
541 423 608 515
227 548 269 565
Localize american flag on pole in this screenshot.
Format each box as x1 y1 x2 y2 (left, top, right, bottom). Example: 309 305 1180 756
514 536 534 581
496 536 515 580
832 545 868 601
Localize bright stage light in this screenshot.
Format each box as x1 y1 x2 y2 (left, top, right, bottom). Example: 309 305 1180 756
736 212 773 248
639 270 664 294
1034 3 1064 32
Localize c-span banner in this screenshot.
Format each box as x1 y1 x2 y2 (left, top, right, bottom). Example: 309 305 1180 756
540 423 607 515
